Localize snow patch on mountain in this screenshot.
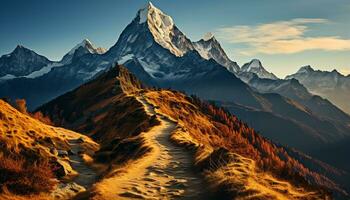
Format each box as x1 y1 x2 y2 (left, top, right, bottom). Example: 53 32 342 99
296 65 314 74
95 47 107 54
243 59 262 71
25 63 63 79
286 66 350 113
67 39 105 56
137 57 162 78
193 42 210 59
136 2 192 57
193 33 240 73
117 54 134 64
0 45 52 79
67 39 91 56
240 59 278 80
0 74 17 82
61 39 106 65
0 62 63 80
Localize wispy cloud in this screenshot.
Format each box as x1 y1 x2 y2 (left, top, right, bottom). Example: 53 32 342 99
216 18 350 55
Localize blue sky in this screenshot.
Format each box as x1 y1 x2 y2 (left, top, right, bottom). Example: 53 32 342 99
1 0 350 77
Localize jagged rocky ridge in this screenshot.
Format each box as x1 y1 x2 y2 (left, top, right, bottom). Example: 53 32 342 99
0 45 52 78
193 33 240 73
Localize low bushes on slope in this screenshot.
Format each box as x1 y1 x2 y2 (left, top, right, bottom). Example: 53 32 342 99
144 89 341 199
0 155 55 195
35 65 344 198
0 99 98 199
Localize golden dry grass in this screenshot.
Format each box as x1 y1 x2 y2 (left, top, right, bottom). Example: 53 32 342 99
143 89 330 200
35 66 161 198
0 100 98 157
143 90 219 149
207 153 325 200
171 126 325 199
32 65 334 199
0 193 52 200
0 100 99 199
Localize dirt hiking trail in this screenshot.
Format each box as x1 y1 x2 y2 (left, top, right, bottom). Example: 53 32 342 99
97 96 214 199
68 139 98 189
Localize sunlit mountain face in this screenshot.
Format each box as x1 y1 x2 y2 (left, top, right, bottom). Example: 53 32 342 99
1 1 350 199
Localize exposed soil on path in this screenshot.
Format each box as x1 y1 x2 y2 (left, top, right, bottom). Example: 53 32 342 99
102 96 214 199
68 139 98 189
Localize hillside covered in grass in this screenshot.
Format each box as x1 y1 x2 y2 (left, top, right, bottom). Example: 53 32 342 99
0 99 98 199
38 65 347 199
144 90 345 199
38 66 159 165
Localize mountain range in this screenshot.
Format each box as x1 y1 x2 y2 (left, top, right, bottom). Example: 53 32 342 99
37 64 347 199
286 65 350 114
0 3 350 199
3 62 348 199
0 3 350 197
0 45 52 79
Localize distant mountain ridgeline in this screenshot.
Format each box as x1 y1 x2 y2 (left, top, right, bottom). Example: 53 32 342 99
37 64 347 199
0 2 350 199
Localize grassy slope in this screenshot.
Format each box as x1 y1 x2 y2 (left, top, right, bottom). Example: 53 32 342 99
38 66 159 163
37 66 160 198
0 100 98 199
144 90 341 199
37 65 345 199
0 100 96 156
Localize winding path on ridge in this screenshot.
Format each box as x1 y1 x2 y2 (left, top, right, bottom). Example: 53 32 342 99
68 139 98 188
108 96 213 199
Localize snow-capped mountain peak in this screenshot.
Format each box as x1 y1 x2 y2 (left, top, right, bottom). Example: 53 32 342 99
240 59 278 80
67 39 105 56
135 2 193 57
109 2 238 80
245 59 262 71
0 45 52 79
67 39 90 55
286 65 350 114
137 2 165 24
296 65 314 74
10 45 38 56
61 39 106 64
193 33 240 73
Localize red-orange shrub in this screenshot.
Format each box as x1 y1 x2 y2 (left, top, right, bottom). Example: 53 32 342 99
15 99 28 114
31 111 53 125
0 155 56 195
